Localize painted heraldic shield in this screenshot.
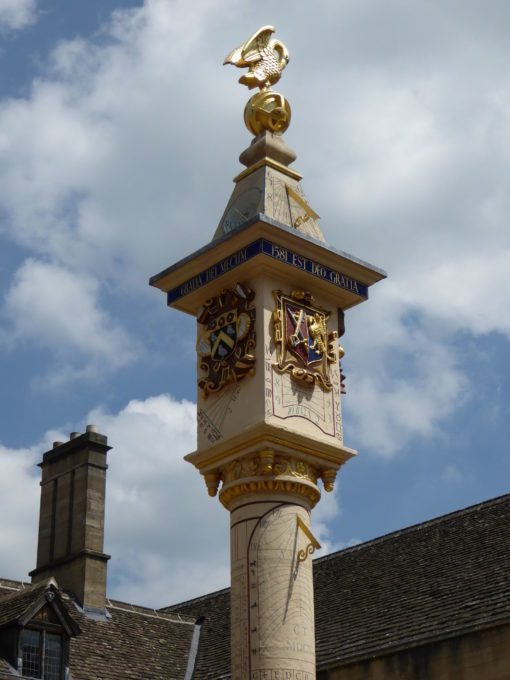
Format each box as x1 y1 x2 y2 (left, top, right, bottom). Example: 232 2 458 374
273 289 337 391
210 309 238 361
197 283 256 397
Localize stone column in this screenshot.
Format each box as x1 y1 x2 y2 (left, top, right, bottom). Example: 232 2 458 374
220 451 321 680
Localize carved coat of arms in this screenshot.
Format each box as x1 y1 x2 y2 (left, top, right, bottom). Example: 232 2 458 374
273 290 337 391
197 284 256 397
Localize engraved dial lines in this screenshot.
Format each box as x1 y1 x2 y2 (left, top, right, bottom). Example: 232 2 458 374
265 339 339 439
247 506 315 669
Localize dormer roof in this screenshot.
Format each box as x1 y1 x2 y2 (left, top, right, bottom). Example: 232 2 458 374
0 578 79 636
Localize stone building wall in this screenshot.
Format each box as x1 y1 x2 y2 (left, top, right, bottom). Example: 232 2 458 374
318 624 510 680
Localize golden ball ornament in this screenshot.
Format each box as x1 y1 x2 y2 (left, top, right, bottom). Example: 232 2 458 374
244 90 291 135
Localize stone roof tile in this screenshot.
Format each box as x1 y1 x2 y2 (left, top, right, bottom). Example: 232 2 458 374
67 600 196 680
0 587 197 680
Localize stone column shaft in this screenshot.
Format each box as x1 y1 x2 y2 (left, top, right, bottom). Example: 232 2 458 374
230 495 316 680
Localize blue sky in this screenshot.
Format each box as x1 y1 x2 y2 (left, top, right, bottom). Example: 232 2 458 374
0 0 509 607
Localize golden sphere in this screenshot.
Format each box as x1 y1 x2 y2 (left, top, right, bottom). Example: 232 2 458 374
244 90 291 136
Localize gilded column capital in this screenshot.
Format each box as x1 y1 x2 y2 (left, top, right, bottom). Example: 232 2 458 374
211 450 322 509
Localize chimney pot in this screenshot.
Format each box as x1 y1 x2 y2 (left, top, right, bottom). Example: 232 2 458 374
52 441 63 449
86 424 98 433
70 432 80 440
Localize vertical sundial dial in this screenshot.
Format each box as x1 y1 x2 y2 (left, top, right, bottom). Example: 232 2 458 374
197 383 241 444
150 23 386 680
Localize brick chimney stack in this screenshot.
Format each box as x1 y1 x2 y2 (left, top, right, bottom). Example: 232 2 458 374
30 425 111 614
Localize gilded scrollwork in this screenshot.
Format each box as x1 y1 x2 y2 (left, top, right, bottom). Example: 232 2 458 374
296 516 321 564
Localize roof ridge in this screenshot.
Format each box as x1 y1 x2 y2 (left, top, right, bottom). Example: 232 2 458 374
0 579 27 591
0 579 52 604
161 586 230 612
315 492 510 564
107 599 196 624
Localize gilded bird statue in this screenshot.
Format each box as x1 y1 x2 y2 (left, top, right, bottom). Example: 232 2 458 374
224 25 289 90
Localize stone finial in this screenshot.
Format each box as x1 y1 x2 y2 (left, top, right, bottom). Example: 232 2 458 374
224 26 292 136
239 131 296 169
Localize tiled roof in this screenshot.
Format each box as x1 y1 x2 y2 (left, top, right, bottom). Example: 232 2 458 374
165 588 231 680
164 493 510 677
314 492 510 668
0 579 50 628
67 599 197 680
0 583 198 680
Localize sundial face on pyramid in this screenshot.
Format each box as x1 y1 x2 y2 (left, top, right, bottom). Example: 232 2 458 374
222 186 263 233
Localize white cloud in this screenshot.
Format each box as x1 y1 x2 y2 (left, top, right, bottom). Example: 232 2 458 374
0 0 239 385
0 0 238 282
342 288 469 456
403 251 510 339
0 0 36 30
2 259 136 381
0 424 64 582
312 488 351 557
0 444 39 581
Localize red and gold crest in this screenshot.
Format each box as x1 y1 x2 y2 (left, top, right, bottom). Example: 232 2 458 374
272 289 337 390
197 284 256 397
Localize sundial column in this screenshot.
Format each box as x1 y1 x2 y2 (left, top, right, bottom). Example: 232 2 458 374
149 23 386 680
225 480 319 680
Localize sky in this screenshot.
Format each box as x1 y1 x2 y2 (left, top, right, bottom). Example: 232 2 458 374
0 0 509 608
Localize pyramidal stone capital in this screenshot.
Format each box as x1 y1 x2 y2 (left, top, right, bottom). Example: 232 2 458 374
213 129 326 243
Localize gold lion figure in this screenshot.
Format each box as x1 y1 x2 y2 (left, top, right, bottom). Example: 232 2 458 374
307 313 328 355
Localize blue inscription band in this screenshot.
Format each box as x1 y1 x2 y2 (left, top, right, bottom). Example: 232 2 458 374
167 239 368 305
